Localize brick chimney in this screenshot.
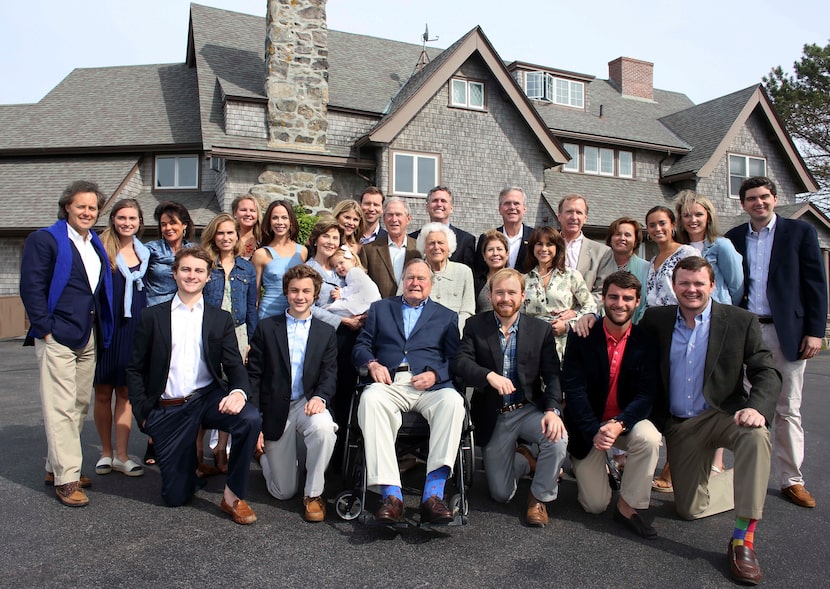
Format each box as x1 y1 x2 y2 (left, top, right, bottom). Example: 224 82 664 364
264 0 328 151
608 57 653 101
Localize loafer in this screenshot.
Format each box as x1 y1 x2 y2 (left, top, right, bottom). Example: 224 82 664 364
196 462 222 478
516 445 537 476
220 498 257 525
613 506 657 539
112 458 144 477
782 484 816 508
526 492 548 527
303 496 326 523
374 496 404 524
727 541 763 585
420 495 453 524
96 456 113 475
45 472 91 488
55 481 89 507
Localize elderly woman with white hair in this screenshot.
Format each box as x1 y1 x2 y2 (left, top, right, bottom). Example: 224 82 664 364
402 222 475 332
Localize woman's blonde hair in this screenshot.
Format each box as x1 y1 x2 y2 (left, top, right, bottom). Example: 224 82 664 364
201 213 241 263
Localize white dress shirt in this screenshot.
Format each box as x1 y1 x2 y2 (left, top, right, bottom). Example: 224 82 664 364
164 295 213 399
67 224 101 292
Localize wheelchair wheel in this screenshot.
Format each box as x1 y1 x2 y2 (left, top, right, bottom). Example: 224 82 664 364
449 493 468 517
335 490 363 521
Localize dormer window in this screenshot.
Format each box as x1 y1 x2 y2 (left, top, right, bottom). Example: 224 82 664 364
450 78 485 110
155 155 199 190
524 72 584 108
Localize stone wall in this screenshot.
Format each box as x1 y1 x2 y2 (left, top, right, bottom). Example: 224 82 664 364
381 55 549 236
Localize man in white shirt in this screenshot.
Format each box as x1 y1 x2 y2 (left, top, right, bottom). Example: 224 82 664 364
557 194 615 305
359 186 387 244
20 180 114 507
475 187 533 273
127 247 262 524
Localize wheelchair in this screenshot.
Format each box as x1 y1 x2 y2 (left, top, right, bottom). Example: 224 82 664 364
334 383 475 526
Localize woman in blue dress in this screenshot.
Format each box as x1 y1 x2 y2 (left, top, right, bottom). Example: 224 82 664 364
252 200 307 319
93 199 149 477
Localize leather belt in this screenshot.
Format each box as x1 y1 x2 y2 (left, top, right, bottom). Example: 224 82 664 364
500 401 527 414
757 315 774 324
393 364 411 373
159 393 196 407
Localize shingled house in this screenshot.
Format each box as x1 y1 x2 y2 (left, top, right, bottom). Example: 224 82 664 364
0 1 827 337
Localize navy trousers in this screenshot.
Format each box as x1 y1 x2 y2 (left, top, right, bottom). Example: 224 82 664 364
145 384 262 507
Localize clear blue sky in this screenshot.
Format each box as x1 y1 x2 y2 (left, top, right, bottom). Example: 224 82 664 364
1 0 827 105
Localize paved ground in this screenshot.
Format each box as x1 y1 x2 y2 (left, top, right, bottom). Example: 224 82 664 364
1 337 828 588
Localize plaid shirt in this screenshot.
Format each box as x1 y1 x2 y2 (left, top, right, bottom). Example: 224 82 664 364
496 313 523 407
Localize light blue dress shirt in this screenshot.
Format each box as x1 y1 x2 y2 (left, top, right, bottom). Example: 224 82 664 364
744 215 776 316
401 297 426 365
669 300 712 417
286 312 312 400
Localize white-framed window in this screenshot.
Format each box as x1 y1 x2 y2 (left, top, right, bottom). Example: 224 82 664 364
155 155 199 189
525 72 544 100
618 150 634 178
599 148 615 176
523 71 584 108
583 146 599 174
729 154 767 197
450 79 485 110
563 143 579 172
392 151 439 197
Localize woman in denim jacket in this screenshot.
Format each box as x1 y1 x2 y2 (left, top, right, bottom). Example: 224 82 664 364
198 213 258 473
145 201 195 307
674 190 744 305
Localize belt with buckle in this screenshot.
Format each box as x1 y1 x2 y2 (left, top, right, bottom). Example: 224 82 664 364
159 393 196 407
392 364 411 373
500 401 527 414
757 315 774 324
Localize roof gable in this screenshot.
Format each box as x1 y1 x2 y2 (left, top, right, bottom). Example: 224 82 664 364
660 85 817 192
364 27 569 164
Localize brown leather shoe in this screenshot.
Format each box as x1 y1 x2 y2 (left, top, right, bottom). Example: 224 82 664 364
374 496 404 524
220 498 257 525
45 472 91 488
303 496 326 522
420 495 453 524
727 541 763 585
782 484 816 508
196 462 222 478
516 445 537 476
55 481 89 507
526 492 548 527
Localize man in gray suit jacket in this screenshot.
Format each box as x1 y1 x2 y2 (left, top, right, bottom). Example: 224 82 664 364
639 256 780 585
558 194 615 305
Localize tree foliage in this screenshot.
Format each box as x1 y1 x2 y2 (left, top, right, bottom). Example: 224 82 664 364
764 42 830 191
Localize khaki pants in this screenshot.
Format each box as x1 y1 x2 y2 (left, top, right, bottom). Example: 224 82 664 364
357 371 465 489
665 409 771 521
35 332 96 486
571 419 661 513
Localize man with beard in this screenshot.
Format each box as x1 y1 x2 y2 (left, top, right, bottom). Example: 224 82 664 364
453 268 567 527
562 271 661 539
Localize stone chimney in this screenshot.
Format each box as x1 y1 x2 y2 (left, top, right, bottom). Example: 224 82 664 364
608 57 653 101
264 0 328 151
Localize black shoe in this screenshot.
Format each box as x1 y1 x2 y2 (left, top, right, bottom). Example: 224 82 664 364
613 506 657 539
606 455 621 491
144 440 156 465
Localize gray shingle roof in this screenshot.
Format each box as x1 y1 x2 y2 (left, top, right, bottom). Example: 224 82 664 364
660 86 758 177
538 80 694 150
0 156 138 229
543 171 677 228
0 64 201 152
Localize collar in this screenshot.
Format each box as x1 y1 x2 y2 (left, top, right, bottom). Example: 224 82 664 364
564 232 584 246
171 293 204 312
749 213 777 236
602 319 632 345
286 310 312 325
66 223 91 243
675 299 713 326
401 296 427 310
494 311 520 333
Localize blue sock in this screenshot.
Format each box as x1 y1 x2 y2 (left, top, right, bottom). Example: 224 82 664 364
422 466 450 502
381 485 402 501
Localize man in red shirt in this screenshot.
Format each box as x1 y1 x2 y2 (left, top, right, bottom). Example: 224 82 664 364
562 271 661 538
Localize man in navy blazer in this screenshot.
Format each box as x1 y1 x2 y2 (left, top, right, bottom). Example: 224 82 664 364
409 186 476 269
20 180 114 507
562 271 661 539
248 264 338 522
476 187 534 274
352 259 465 525
127 247 261 524
453 268 567 527
725 176 828 509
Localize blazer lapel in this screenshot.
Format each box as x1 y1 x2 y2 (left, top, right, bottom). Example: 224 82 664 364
703 303 727 392
407 298 436 340
377 242 395 283
159 303 173 358
768 214 787 281
276 316 291 370
486 316 505 375
390 297 406 340
303 320 323 376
